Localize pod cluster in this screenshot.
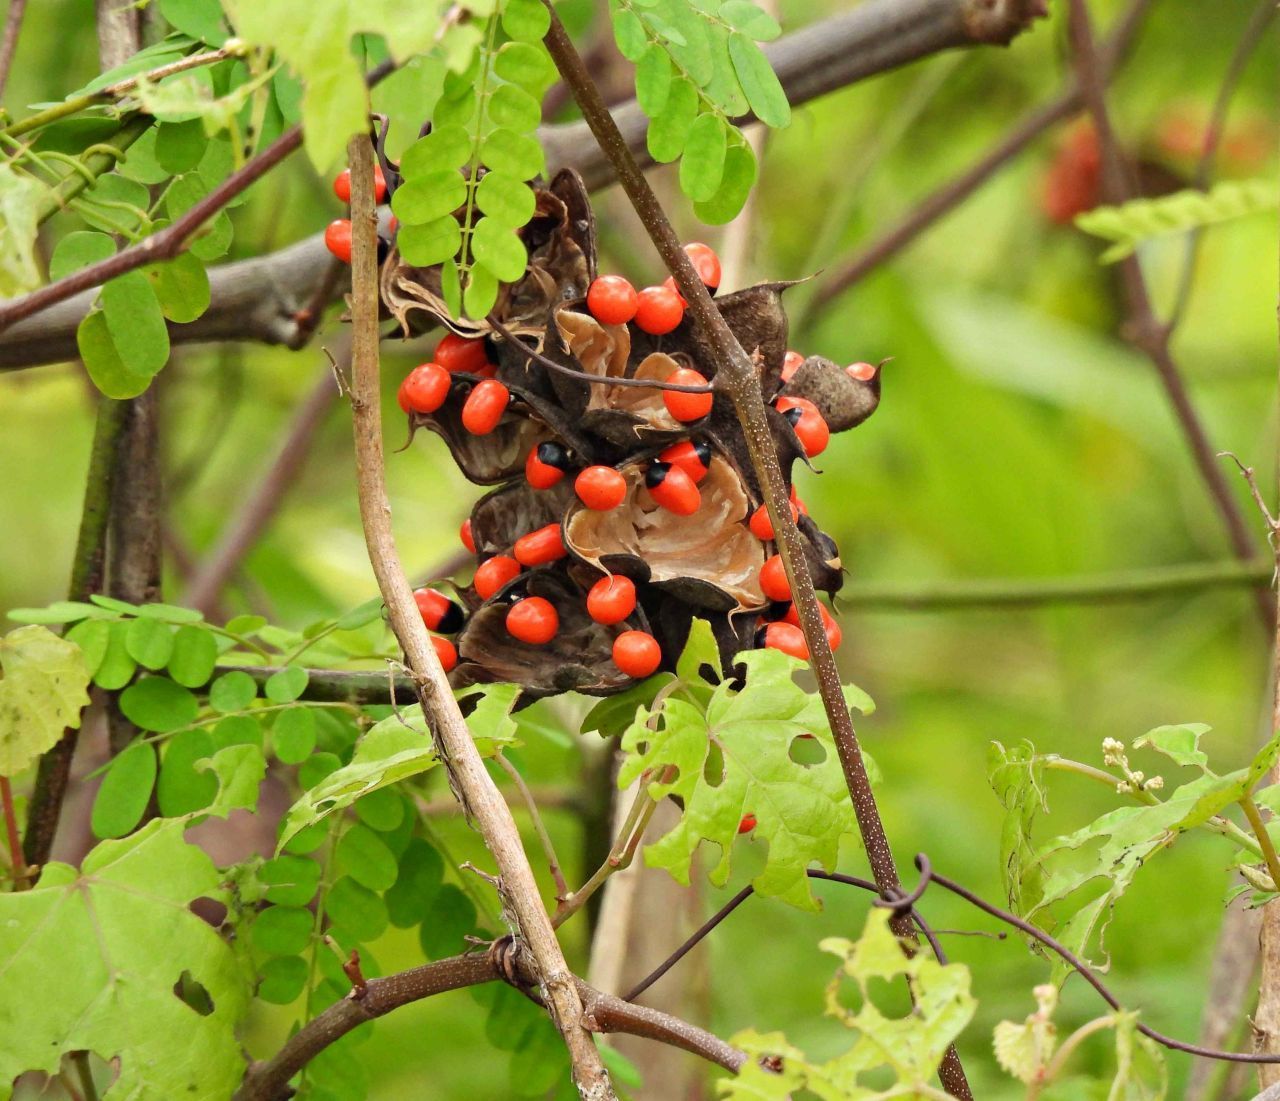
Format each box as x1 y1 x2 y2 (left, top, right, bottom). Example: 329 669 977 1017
375 169 883 700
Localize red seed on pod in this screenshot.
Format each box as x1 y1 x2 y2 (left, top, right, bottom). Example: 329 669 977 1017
575 465 627 511
776 396 830 457
414 589 465 634
759 554 791 602
397 363 451 414
586 275 639 326
782 602 843 651
847 361 877 381
526 441 571 490
514 524 567 567
586 575 637 625
662 368 713 423
435 333 493 375
738 813 757 834
683 242 721 290
634 285 684 335
474 555 520 599
659 439 711 483
506 597 559 645
789 484 809 517
333 164 387 204
431 634 458 673
661 276 688 306
756 621 809 660
460 518 476 554
462 380 510 435
781 350 804 382
324 219 352 263
747 500 799 541
644 462 700 517
613 630 662 678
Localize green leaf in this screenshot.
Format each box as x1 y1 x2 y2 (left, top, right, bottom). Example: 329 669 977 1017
988 739 1047 917
272 707 317 765
647 77 698 163
160 0 230 43
355 787 405 832
147 253 211 323
0 625 91 776
471 216 528 281
101 270 171 376
168 624 219 687
7 600 111 625
335 597 385 630
0 818 252 1099
225 613 268 636
257 954 309 1004
502 0 551 42
198 743 267 814
441 256 463 318
327 875 388 944
251 905 314 956
475 172 536 228
993 986 1059 1085
493 41 557 93
120 675 199 732
1132 723 1212 770
464 262 499 319
0 164 43 296
259 853 321 906
385 838 444 927
618 645 868 910
391 170 468 224
91 741 157 838
720 0 781 40
336 823 399 892
635 45 672 117
662 4 713 85
417 883 476 959
66 618 111 678
611 6 649 61
49 231 115 282
265 665 309 703
78 308 154 399
209 670 257 713
678 112 727 202
727 33 789 127
166 174 234 260
136 602 205 624
155 119 208 174
398 217 464 267
692 137 756 224
94 621 139 690
157 728 219 816
125 615 175 670
581 675 672 738
481 128 545 181
211 713 263 750
487 84 541 132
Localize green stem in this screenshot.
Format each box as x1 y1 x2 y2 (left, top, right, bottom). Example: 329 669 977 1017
0 776 27 888
1241 794 1280 890
34 113 153 224
1029 1015 1115 1100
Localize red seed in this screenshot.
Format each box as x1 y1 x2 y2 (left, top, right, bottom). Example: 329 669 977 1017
435 333 493 375
461 380 510 435
846 361 877 381
474 555 520 599
506 597 559 645
644 462 700 516
333 163 387 204
748 501 799 541
586 575 637 625
526 441 570 490
397 363 451 414
662 368 713 423
781 350 804 382
514 524 567 567
659 439 711 483
612 630 662 678
431 634 458 673
683 242 722 290
634 285 684 335
586 275 639 326
414 589 464 633
776 396 830 457
575 465 627 511
782 602 843 651
758 622 809 660
738 813 757 834
460 518 476 554
661 275 688 306
324 219 352 263
789 484 809 517
759 555 791 602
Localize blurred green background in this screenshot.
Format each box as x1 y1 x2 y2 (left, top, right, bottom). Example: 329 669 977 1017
2 0 1278 1097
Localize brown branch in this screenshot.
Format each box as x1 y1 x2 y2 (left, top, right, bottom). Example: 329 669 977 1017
184 364 340 616
1065 0 1273 635
344 133 614 1099
0 0 26 99
0 0 1044 371
538 8 972 1097
810 0 1152 312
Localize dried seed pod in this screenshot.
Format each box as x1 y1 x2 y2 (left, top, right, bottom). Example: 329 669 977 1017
780 355 882 432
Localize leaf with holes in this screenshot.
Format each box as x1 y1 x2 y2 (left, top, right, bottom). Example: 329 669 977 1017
0 625 91 777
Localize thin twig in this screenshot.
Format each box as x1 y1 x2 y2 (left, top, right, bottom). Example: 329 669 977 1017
1241 796 1280 895
495 752 570 904
0 776 26 886
0 0 26 99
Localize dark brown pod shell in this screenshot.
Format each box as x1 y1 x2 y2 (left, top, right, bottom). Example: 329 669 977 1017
471 478 577 558
781 356 881 432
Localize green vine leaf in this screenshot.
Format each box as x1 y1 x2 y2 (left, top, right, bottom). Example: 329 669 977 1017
1075 178 1276 262
0 164 45 296
992 984 1058 1084
0 819 253 1100
0 625 92 777
618 622 873 910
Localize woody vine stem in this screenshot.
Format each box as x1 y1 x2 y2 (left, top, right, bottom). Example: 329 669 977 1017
537 6 972 1099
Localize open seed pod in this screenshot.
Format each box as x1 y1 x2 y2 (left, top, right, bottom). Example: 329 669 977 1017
470 478 578 559
564 453 766 611
779 355 882 432
452 566 648 698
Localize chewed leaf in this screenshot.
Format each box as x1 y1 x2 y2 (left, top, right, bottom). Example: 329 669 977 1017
0 625 92 776
1132 724 1212 771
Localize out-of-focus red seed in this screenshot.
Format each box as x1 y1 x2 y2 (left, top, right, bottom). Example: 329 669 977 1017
789 484 809 517
397 363 451 414
333 164 387 203
414 589 465 633
431 634 458 672
662 368 713 422
782 602 842 651
661 275 688 306
748 501 799 541
461 380 510 435
526 441 571 489
683 242 722 290
474 555 520 599
757 622 809 660
575 466 627 511
776 396 830 457
781 350 804 382
759 555 791 602
324 219 352 263
659 439 711 483
644 462 700 516
612 630 662 678
634 285 684 335
586 575 637 625
586 275 639 325
846 361 877 381
514 524 567 567
738 813 757 834
506 597 559 645
460 518 476 554
435 333 493 375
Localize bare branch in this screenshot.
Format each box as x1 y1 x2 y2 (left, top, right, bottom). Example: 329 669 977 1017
0 0 27 99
